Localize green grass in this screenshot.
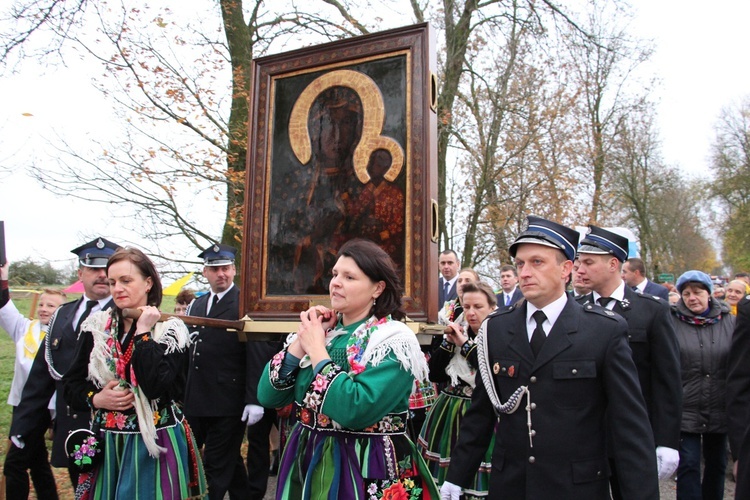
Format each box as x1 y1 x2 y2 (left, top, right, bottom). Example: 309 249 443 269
0 292 178 497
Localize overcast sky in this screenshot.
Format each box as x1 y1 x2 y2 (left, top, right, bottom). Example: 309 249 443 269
0 0 748 275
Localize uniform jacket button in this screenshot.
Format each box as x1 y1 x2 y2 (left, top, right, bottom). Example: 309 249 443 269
529 376 537 383
530 403 537 410
571 369 578 375
528 456 536 463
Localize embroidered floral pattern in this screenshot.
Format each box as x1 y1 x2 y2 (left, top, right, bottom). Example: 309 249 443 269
301 361 341 414
268 350 296 389
460 339 476 358
70 435 101 467
346 315 390 375
317 412 331 427
365 472 425 500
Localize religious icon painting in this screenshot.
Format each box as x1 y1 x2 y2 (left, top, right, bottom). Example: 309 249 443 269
242 23 438 322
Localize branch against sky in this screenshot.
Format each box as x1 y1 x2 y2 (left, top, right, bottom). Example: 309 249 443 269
0 0 713 279
0 0 377 264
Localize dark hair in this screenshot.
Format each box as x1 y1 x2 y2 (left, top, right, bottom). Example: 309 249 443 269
460 281 498 307
337 239 405 321
736 272 749 279
625 258 646 275
500 264 517 277
107 247 163 307
440 249 459 260
175 288 196 305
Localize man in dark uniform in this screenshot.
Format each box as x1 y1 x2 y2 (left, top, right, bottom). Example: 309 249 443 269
441 216 658 499
184 243 273 500
728 295 750 500
9 237 118 489
575 226 682 496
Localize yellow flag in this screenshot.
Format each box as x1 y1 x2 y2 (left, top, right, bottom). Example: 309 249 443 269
163 272 195 296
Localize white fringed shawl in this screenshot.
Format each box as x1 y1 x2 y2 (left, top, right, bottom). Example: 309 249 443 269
294 316 428 383
359 319 428 383
83 310 191 458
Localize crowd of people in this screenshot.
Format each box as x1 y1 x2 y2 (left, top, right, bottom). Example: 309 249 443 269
2 219 750 499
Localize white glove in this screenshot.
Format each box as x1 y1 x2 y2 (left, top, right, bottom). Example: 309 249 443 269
440 481 462 500
241 404 264 426
656 446 679 480
10 436 25 449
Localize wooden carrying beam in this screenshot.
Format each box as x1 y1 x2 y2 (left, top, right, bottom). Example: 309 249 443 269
122 308 444 344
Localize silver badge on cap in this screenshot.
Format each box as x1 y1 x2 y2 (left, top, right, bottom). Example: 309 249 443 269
96 238 105 249
520 218 529 232
212 244 220 252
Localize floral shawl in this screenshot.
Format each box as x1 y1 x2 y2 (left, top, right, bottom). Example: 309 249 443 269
82 309 191 458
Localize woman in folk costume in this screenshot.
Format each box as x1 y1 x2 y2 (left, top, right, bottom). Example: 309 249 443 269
407 269 478 441
418 281 497 498
258 239 439 499
63 247 206 499
437 268 479 327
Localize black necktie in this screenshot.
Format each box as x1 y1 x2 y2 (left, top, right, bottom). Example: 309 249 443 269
530 310 547 357
208 294 219 315
598 296 614 308
75 300 98 332
444 281 450 299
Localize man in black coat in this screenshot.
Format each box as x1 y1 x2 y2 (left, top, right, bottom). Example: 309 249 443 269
575 226 682 497
442 216 658 499
728 296 750 500
184 243 275 500
9 237 118 489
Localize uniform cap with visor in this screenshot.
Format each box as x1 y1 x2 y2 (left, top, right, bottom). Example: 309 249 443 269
509 216 580 262
577 225 629 263
198 243 237 267
70 238 121 268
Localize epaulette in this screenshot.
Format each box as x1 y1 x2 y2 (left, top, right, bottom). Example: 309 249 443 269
487 301 520 318
581 302 620 320
633 292 663 303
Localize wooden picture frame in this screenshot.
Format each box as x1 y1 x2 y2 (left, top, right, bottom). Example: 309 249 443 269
241 23 438 322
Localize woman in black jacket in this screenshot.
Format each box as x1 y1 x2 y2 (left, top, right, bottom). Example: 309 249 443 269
672 270 735 500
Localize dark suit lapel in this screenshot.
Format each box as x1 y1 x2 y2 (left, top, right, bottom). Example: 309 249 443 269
532 297 577 370
578 292 594 306
506 302 535 365
208 286 239 318
613 286 635 319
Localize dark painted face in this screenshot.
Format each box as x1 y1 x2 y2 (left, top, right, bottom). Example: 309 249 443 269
309 87 363 165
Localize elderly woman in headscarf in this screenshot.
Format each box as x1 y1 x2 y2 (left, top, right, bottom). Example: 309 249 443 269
671 270 735 500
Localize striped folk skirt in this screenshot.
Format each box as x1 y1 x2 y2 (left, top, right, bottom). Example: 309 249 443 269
275 408 440 499
417 390 493 498
76 405 206 499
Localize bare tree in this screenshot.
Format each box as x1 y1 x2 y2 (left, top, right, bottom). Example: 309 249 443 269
1 0 372 264
711 97 750 273
564 0 653 223
608 108 717 275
